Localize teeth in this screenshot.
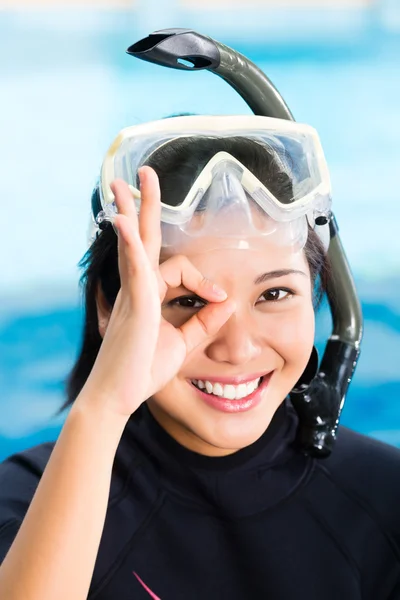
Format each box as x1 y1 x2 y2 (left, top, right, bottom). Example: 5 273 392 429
224 385 236 400
247 381 257 395
213 383 223 397
191 377 262 400
235 383 248 400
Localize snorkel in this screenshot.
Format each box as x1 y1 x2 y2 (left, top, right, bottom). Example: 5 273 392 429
125 28 363 458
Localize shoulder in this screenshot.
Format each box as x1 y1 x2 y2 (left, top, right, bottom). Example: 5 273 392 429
0 442 55 482
0 442 55 563
0 442 55 522
0 442 55 475
325 425 400 485
318 426 400 539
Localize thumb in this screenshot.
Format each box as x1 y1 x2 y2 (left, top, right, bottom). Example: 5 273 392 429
178 299 236 355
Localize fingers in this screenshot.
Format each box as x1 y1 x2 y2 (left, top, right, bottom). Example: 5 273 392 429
160 255 228 302
160 255 235 351
110 180 228 320
111 179 138 223
110 171 162 292
110 180 148 292
113 214 147 291
179 299 236 355
137 167 162 270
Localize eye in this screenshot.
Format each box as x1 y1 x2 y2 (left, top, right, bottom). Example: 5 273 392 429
258 288 293 303
167 295 206 309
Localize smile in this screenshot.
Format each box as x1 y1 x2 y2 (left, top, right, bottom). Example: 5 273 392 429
188 372 273 413
191 377 263 400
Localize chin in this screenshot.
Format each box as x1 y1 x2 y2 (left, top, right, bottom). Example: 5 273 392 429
188 399 281 454
150 377 287 456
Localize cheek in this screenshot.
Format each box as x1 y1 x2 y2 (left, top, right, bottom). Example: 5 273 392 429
263 303 315 364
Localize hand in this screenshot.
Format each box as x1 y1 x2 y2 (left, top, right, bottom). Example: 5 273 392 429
80 167 236 418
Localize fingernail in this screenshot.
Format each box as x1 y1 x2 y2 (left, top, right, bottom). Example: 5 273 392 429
212 284 227 298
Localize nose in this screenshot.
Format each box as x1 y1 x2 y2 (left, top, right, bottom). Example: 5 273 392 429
205 312 263 366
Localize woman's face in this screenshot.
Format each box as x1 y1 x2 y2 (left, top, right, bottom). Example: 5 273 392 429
148 238 315 456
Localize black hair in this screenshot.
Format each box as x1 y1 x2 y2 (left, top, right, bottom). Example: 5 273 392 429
63 136 330 409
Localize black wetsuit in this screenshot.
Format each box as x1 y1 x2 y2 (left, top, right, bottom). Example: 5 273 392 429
1 400 400 599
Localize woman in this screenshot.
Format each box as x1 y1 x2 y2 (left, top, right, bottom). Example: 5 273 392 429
0 115 399 600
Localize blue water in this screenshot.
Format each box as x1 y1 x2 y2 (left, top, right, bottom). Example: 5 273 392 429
1 9 400 461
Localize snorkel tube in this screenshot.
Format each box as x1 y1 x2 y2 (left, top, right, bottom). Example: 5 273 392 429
127 29 363 458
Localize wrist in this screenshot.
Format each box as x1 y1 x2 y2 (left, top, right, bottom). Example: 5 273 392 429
69 392 131 443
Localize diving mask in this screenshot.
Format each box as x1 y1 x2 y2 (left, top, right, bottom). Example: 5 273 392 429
92 115 332 251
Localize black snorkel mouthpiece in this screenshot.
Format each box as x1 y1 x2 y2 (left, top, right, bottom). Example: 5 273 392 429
127 28 363 458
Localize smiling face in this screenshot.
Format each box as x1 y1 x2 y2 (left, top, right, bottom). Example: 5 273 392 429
148 238 315 457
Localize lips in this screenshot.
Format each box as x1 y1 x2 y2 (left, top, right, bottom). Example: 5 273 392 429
188 372 273 414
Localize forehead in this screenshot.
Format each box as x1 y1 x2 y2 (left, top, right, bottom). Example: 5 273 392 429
160 237 310 284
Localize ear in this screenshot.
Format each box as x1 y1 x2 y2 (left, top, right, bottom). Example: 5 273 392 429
96 284 111 339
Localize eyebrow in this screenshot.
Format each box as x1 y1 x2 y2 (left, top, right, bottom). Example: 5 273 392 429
254 269 307 285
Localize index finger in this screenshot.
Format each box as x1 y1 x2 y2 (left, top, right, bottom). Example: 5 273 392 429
160 255 228 302
179 299 236 355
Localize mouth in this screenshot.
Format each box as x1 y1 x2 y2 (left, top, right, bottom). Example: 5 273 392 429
191 375 265 398
188 372 273 413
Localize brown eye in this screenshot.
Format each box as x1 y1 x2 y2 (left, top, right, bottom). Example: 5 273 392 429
259 288 292 302
168 295 206 309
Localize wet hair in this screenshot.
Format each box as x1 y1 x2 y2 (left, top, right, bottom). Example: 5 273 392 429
64 136 330 408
